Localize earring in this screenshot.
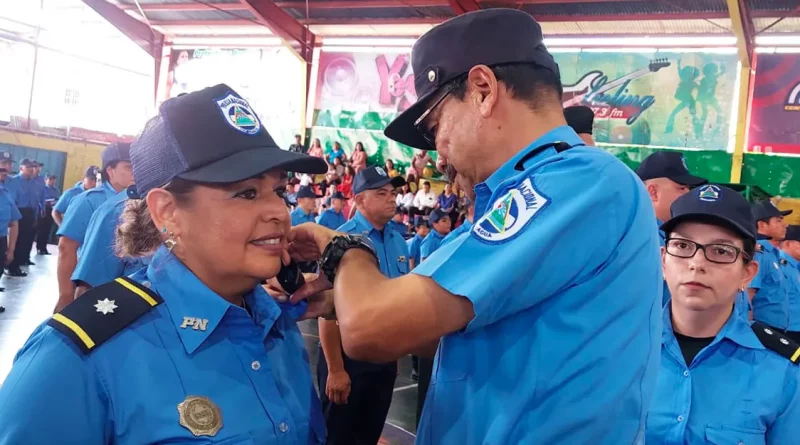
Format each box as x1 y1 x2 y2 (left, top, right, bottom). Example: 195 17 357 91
161 227 168 234
164 232 177 252
738 287 745 293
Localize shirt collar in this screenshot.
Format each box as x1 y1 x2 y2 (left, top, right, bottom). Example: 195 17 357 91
146 247 282 354
483 125 584 193
758 239 778 255
430 230 445 240
662 305 763 351
352 211 380 236
780 250 798 267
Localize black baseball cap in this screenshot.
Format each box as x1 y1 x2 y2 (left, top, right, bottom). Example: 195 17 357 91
383 9 560 150
751 200 792 222
564 106 595 135
130 84 327 197
101 143 131 170
414 216 429 228
20 158 35 167
331 191 346 200
0 152 13 163
785 225 800 242
660 184 756 241
0 167 7 173
296 186 320 199
428 208 449 224
635 151 707 187
84 166 100 178
353 166 405 195
36 161 45 167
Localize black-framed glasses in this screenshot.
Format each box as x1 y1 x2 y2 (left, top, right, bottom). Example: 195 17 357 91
665 237 750 264
413 80 462 149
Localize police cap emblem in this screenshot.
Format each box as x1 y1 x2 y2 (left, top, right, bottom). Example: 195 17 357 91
178 396 223 437
215 92 261 136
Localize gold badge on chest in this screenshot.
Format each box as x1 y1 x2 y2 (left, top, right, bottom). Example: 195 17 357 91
178 395 223 437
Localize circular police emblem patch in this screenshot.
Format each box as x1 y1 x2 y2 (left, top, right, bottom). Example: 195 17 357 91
215 92 261 135
472 177 548 243
375 167 387 177
178 396 223 437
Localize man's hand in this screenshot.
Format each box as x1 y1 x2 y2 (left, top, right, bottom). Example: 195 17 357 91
264 273 334 320
326 369 351 405
287 223 338 263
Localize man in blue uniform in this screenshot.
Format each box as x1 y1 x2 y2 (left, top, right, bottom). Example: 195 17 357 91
407 217 429 269
35 174 60 255
289 9 662 444
0 167 21 303
316 166 406 445
7 158 45 276
290 186 318 226
780 225 800 342
52 165 98 226
316 191 347 230
0 152 19 202
419 208 450 262
55 143 134 312
749 200 791 331
388 207 409 236
636 151 707 306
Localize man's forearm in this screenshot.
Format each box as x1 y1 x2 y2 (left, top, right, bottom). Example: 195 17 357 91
7 223 18 252
57 238 79 299
52 210 63 226
319 319 346 372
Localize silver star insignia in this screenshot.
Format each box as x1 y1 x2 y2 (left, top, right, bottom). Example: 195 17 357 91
94 298 118 315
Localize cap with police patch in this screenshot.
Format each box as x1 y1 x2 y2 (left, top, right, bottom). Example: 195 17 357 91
660 184 756 241
130 84 327 197
414 216 429 228
101 143 131 170
85 165 100 178
0 152 12 163
384 9 559 150
635 151 707 187
353 166 405 195
564 106 595 135
428 208 449 224
751 200 792 222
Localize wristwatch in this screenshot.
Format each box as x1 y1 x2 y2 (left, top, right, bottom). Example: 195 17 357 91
319 234 378 284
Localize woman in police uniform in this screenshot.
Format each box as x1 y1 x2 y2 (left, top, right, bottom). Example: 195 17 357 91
0 84 328 444
646 184 800 444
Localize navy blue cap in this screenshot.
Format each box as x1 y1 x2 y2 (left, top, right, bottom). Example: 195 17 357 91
636 151 707 187
330 191 346 200
564 106 595 135
428 208 449 224
101 142 131 170
296 186 320 199
660 184 756 241
0 152 12 163
785 225 800 242
751 200 792 222
20 158 35 167
130 84 326 197
84 165 100 178
353 166 405 195
414 216 429 228
384 9 559 150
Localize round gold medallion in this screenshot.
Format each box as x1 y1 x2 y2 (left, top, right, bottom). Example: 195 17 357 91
178 396 223 437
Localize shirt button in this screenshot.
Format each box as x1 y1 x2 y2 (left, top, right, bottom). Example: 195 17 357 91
677 415 684 422
683 370 689 377
279 422 289 433
251 361 261 371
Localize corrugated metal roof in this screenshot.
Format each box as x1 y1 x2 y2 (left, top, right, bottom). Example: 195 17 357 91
541 19 734 35
288 6 453 20
754 17 800 32
747 0 800 12
116 0 241 5
521 0 728 18
142 9 257 21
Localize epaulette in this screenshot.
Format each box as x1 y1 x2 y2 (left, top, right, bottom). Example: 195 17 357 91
751 321 800 365
48 277 163 354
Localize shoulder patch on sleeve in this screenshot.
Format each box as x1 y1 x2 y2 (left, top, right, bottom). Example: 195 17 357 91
472 177 549 244
47 277 163 354
751 321 800 365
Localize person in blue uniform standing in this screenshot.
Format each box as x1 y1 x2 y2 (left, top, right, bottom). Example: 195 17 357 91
0 84 329 444
419 208 450 262
316 191 347 230
290 186 318 226
388 207 409 236
286 9 662 444
646 184 800 445
406 217 429 269
0 152 20 201
55 144 134 312
749 200 791 331
52 165 98 226
636 151 707 306
7 158 45 276
35 174 60 255
316 165 406 445
779 225 800 343
0 166 21 306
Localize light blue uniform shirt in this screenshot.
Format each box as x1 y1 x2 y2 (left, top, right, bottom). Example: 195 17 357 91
406 233 424 266
14 174 44 210
72 190 149 287
658 218 672 307
779 251 800 331
0 188 21 237
0 176 20 203
290 207 316 226
0 247 325 444
315 208 346 231
750 240 789 329
646 306 800 445
419 229 445 261
54 181 86 214
439 219 472 248
412 126 662 445
338 211 409 279
56 181 117 244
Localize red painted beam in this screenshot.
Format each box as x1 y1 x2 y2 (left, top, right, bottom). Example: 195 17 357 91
82 0 163 58
245 0 315 62
118 0 641 11
448 0 481 14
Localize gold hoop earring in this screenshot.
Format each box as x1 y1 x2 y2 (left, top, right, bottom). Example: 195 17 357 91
164 232 177 252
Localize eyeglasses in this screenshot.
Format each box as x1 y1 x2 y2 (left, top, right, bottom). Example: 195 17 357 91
665 238 750 264
413 80 461 149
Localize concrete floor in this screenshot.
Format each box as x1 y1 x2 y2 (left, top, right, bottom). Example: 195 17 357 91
0 247 417 445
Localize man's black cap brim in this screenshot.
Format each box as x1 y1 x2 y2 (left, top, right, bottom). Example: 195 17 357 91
781 210 794 216
660 213 755 241
670 174 708 187
384 90 438 151
178 147 327 184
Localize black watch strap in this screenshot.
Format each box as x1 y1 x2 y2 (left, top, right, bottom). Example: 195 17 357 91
319 234 378 284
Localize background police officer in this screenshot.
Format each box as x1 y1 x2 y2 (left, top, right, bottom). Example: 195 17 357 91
316 191 346 230
749 200 791 330
0 166 20 304
36 174 60 255
288 9 662 444
291 186 318 226
419 208 450 262
316 166 406 445
8 158 44 276
52 165 98 226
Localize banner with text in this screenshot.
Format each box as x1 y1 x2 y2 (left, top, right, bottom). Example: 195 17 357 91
748 53 800 155
311 50 738 170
